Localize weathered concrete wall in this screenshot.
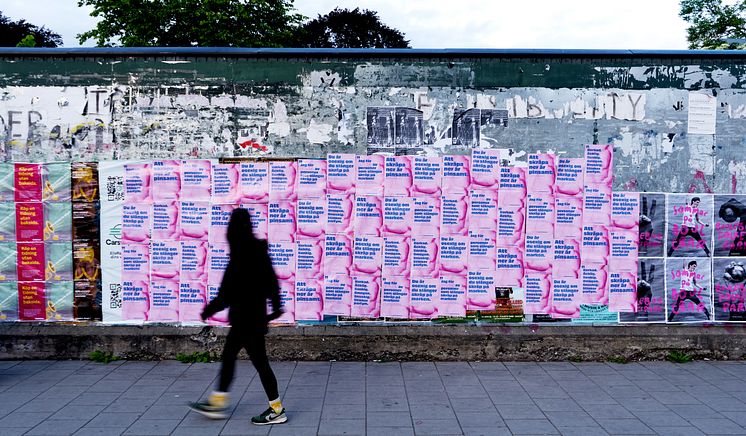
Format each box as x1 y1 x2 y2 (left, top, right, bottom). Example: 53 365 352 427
3 323 746 361
1 49 746 194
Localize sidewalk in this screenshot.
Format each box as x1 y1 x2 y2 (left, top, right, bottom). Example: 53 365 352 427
1 360 746 436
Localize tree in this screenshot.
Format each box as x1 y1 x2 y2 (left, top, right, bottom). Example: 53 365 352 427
77 0 305 47
0 11 62 47
680 0 746 49
294 7 410 48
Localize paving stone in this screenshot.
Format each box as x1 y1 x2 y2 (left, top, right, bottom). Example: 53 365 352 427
505 418 560 435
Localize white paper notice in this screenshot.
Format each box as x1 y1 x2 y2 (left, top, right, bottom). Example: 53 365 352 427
687 92 716 135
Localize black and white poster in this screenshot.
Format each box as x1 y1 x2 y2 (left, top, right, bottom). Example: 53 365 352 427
619 258 666 323
713 257 746 322
665 257 713 323
639 193 665 258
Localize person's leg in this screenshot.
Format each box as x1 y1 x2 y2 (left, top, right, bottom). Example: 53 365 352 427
668 297 682 322
689 230 711 257
218 328 244 392
246 333 286 425
668 231 685 256
688 295 711 319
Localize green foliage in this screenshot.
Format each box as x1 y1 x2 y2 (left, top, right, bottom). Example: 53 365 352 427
666 351 693 363
607 356 629 364
0 12 62 47
77 0 305 47
16 35 36 47
176 351 213 363
89 350 119 364
680 0 746 49
568 356 583 363
295 8 409 48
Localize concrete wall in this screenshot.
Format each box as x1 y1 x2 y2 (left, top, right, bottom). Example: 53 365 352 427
1 49 746 194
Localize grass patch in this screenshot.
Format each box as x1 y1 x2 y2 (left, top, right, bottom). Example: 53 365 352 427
666 351 693 363
568 355 583 363
176 351 212 363
607 356 629 364
89 350 119 364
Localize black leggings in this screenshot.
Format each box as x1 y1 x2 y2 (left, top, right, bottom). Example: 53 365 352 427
668 227 710 256
218 328 279 400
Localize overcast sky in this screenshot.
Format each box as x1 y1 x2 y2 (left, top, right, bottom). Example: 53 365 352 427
2 0 690 50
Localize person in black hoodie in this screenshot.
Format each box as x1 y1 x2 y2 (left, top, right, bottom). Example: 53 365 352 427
188 208 286 425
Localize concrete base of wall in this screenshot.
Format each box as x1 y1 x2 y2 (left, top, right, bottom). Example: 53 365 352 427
3 323 746 361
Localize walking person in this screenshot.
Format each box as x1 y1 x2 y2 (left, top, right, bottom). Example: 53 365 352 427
189 208 287 425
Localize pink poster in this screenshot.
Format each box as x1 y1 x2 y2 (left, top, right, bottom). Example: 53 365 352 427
17 243 45 282
469 190 498 230
124 163 152 203
581 261 609 305
152 160 181 201
269 161 297 201
122 244 150 281
497 204 526 248
326 153 356 194
242 203 268 240
555 195 583 239
468 230 496 271
610 230 638 261
584 144 613 185
611 192 640 231
207 243 230 286
354 195 383 237
411 236 439 278
496 246 525 287
212 163 240 204
179 281 207 323
270 280 295 324
410 277 440 319
295 279 323 321
18 282 45 321
296 198 326 239
324 234 352 275
383 196 413 236
209 204 237 244
441 155 471 196
467 269 497 310
440 195 469 236
583 185 612 226
122 280 150 321
412 156 442 197
555 158 584 197
122 203 151 244
470 149 501 190
356 155 385 196
148 279 179 322
439 235 468 274
439 274 467 317
180 241 208 282
527 153 556 194
384 155 412 197
240 161 269 203
326 194 353 235
296 159 327 198
179 201 210 240
296 239 324 280
524 271 551 314
14 163 43 202
268 241 296 281
15 202 44 242
352 236 383 275
526 192 555 235
151 202 179 241
412 197 440 236
268 201 296 242
381 276 410 319
383 236 411 278
351 275 381 318
181 159 212 201
206 285 228 325
150 240 180 280
553 238 581 273
550 276 581 318
609 269 637 313
323 274 352 316
498 166 526 196
581 225 611 263
525 234 553 273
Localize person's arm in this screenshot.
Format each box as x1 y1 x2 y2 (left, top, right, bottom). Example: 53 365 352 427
262 242 283 320
201 262 233 320
695 212 709 227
